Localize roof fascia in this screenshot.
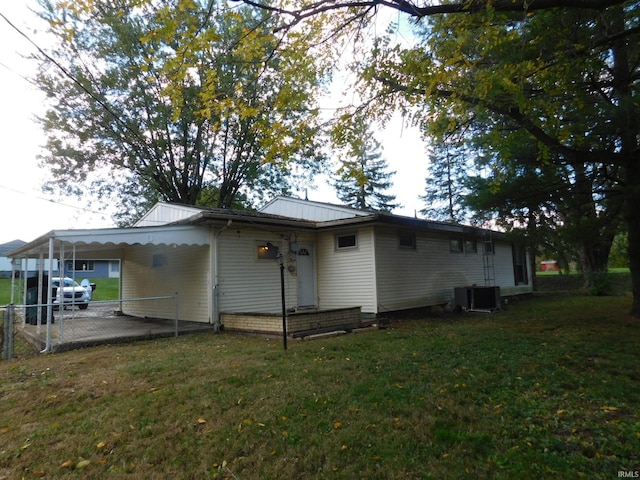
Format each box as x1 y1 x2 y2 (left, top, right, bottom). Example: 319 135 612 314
176 210 318 230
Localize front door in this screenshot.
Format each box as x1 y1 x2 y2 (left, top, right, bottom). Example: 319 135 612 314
296 244 316 307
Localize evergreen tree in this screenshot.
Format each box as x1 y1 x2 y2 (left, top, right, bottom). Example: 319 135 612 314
420 140 472 223
333 128 399 212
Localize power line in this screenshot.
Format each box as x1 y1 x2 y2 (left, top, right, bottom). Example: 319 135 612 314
0 183 110 218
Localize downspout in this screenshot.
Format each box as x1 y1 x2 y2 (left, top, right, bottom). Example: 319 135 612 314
21 258 27 323
212 219 232 332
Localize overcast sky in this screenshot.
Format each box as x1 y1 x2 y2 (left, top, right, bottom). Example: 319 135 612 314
0 2 427 246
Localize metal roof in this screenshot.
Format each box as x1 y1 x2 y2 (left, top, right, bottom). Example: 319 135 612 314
6 225 210 258
7 199 507 258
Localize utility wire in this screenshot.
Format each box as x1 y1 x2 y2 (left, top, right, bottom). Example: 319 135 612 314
0 183 110 218
0 11 153 156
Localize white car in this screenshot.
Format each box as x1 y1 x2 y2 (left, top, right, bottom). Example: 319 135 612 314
52 277 93 310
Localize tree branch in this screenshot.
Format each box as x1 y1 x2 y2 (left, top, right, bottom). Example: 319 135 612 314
373 74 624 166
234 0 628 30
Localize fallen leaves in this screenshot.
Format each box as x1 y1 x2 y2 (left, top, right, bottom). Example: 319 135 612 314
60 458 90 470
600 406 619 412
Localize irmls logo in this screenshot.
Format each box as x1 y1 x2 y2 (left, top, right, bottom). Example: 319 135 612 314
618 472 640 478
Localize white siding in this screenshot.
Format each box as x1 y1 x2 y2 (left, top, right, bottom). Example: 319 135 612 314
260 197 370 221
316 226 377 313
216 228 302 314
134 203 202 227
374 227 532 312
493 242 517 286
121 244 210 323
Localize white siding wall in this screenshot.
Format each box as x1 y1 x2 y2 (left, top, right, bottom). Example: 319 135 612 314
134 203 202 227
374 228 531 312
493 242 517 286
316 227 377 313
260 197 369 221
121 244 210 323
216 228 301 314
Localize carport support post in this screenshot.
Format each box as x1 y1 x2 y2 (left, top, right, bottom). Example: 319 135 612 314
278 253 287 350
44 237 54 352
3 304 13 360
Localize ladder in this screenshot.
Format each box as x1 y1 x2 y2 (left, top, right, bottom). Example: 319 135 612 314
482 230 495 286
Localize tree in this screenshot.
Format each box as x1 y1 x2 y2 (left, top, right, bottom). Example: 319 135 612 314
419 140 473 223
332 120 399 211
414 7 628 291
33 0 330 224
465 131 622 292
237 0 640 318
609 232 630 269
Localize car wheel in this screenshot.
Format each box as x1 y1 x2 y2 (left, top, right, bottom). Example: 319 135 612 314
79 304 89 310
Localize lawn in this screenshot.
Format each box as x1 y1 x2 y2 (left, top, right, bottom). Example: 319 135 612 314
1 293 639 479
0 278 120 305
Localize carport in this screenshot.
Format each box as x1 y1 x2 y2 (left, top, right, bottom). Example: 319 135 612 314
7 225 211 352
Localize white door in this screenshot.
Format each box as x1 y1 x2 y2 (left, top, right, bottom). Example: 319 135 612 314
296 244 316 307
109 260 121 278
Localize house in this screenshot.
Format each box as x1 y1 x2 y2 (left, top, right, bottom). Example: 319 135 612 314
7 197 532 339
1 239 119 279
540 260 560 272
0 240 43 278
61 258 120 279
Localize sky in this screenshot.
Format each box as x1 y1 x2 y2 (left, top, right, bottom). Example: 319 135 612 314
0 2 428 246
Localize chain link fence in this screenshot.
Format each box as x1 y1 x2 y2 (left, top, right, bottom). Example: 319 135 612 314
10 295 214 353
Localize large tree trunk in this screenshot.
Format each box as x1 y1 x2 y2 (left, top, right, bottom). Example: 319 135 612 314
577 239 613 293
610 7 640 318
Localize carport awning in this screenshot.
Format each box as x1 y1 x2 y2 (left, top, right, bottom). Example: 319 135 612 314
7 225 210 258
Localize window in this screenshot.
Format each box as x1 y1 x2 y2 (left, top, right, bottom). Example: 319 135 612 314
483 241 494 254
399 232 416 249
450 238 463 253
336 233 357 249
465 239 477 253
257 244 279 260
66 260 95 272
152 254 165 267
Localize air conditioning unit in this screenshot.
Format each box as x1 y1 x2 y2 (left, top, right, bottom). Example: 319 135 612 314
454 286 501 312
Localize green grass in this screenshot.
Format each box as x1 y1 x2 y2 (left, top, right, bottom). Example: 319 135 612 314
0 278 14 305
1 293 639 479
537 267 630 276
0 278 120 305
89 278 119 301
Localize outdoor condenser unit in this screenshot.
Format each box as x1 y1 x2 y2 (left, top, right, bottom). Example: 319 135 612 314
454 286 501 312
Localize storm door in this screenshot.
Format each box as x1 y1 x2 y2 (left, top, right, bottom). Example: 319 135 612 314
296 244 316 307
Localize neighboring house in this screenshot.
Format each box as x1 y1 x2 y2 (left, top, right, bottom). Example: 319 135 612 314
1 239 118 280
8 197 532 335
62 259 120 279
540 260 560 272
0 240 45 278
